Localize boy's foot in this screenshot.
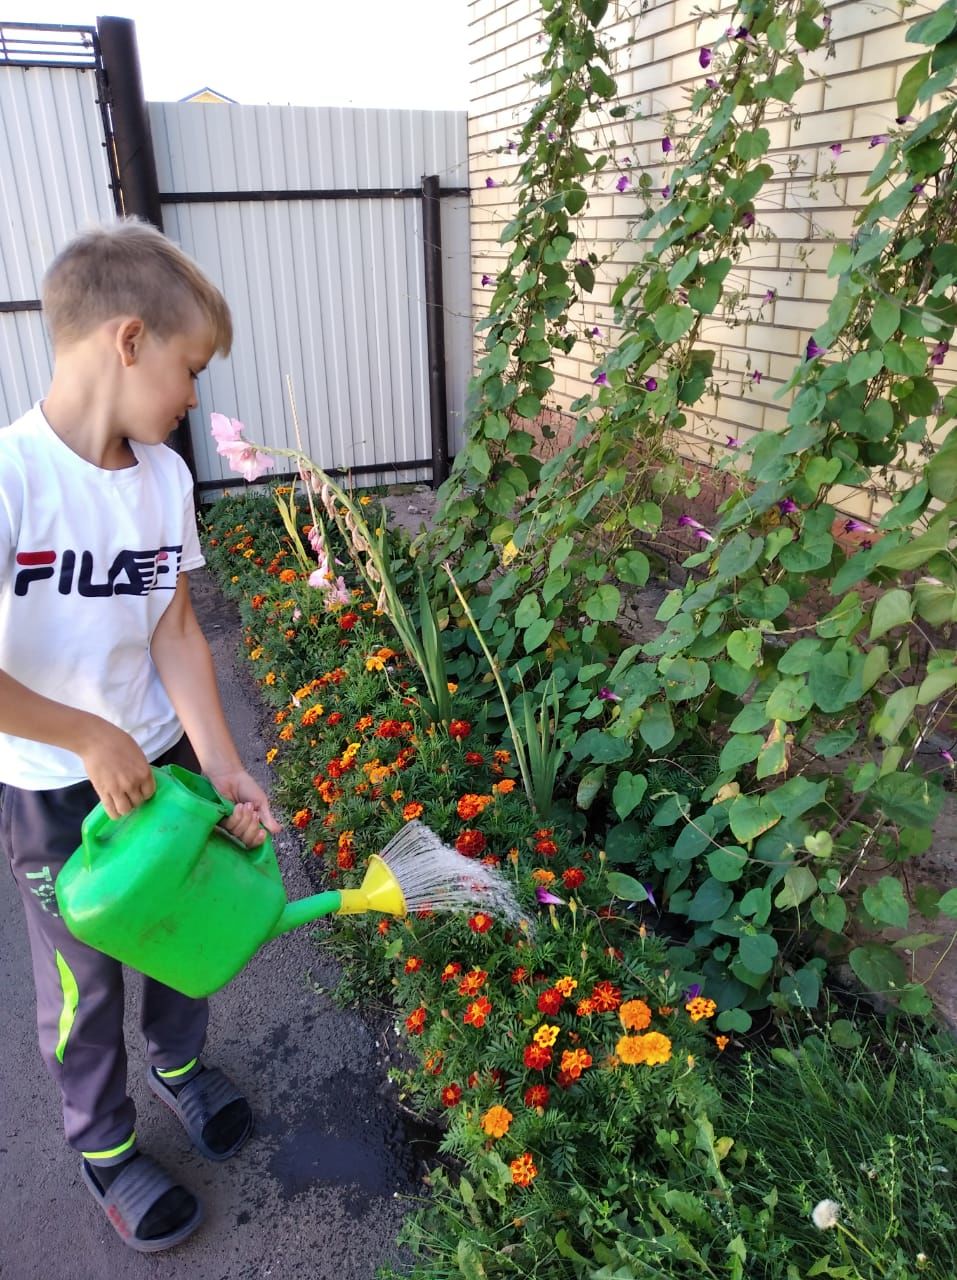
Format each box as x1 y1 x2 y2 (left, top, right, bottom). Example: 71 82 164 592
82 1152 202 1253
147 1064 253 1160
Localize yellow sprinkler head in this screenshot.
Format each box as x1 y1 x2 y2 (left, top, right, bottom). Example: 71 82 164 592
336 854 407 917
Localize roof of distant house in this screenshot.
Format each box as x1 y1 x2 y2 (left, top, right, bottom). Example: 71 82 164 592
180 86 237 104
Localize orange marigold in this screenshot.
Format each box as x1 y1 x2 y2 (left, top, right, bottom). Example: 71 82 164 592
591 980 622 1013
554 976 578 997
492 777 516 795
559 1048 592 1079
619 999 652 1031
616 1031 672 1066
715 1035 730 1051
402 802 424 821
463 997 492 1028
457 792 492 821
480 1105 513 1138
279 568 297 583
685 997 717 1022
405 1007 426 1035
457 968 487 996
291 809 311 829
510 1153 538 1187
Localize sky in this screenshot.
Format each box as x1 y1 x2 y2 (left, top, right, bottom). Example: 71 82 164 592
15 1 471 109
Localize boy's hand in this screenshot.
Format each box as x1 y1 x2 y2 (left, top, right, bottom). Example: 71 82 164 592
207 768 281 849
80 722 156 819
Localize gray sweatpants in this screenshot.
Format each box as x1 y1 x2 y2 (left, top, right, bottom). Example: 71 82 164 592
1 736 209 1163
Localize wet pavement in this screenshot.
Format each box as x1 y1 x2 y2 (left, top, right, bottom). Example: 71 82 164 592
0 568 422 1279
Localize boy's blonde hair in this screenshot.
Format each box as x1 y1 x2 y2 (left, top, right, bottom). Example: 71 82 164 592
41 217 232 355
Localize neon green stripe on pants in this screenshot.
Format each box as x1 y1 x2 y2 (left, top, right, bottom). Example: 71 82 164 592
54 949 79 1064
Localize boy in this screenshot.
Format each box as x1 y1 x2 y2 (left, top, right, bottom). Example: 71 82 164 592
0 218 281 1252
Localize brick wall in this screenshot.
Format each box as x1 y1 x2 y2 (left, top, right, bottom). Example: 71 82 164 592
467 0 955 522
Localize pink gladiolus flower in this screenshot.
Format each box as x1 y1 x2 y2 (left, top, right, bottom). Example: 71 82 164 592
210 412 245 445
216 441 276 483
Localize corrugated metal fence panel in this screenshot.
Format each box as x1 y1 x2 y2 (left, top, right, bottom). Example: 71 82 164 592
149 102 471 488
0 63 115 422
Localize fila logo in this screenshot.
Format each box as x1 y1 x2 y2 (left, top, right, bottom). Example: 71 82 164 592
14 547 183 597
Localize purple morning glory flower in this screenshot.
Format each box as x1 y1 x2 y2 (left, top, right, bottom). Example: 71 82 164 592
822 14 832 26
829 143 845 156
912 183 926 194
644 884 657 908
662 136 673 154
505 139 517 153
778 497 798 515
726 435 740 448
844 518 872 533
662 185 671 198
481 273 493 286
739 210 755 229
683 983 702 1002
751 370 763 383
678 515 705 530
895 115 914 125
536 887 564 905
940 749 955 766
485 177 497 188
869 134 890 148
764 288 776 303
598 686 622 703
594 372 609 386
805 338 828 360
590 326 602 337
616 175 630 193
696 529 715 543
645 377 658 391
705 77 718 89
699 47 712 68
930 341 950 366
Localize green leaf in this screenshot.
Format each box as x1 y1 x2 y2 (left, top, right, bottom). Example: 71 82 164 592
605 820 646 863
766 679 814 722
612 770 648 819
734 127 770 160
780 965 821 1009
686 878 735 923
907 7 957 45
846 348 884 385
871 686 918 744
514 593 541 628
926 439 957 501
811 894 847 932
719 733 764 772
576 765 606 809
716 1008 752 1033
774 866 819 909
870 298 901 342
815 727 858 757
615 550 650 586
869 589 913 640
570 729 632 764
917 665 957 704
653 304 695 344
848 944 907 995
863 877 910 929
738 932 778 975
606 872 649 902
549 535 575 572
938 888 957 917
523 617 553 653
708 845 748 882
829 1018 862 1048
729 795 781 843
639 702 675 750
727 628 763 669
872 771 942 825
717 533 765 578
584 584 621 622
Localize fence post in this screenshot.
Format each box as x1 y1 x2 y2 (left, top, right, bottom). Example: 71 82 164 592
422 174 450 488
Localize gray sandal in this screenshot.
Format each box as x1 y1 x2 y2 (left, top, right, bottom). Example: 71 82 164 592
147 1064 253 1161
82 1154 202 1253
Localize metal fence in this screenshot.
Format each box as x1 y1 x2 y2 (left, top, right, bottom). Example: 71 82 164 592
0 21 472 491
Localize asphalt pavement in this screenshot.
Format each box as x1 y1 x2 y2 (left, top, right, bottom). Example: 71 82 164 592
0 569 420 1280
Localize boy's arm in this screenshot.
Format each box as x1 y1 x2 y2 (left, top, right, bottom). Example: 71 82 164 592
0 669 156 817
150 573 281 846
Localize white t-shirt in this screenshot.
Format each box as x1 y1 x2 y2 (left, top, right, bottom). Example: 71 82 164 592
0 404 205 789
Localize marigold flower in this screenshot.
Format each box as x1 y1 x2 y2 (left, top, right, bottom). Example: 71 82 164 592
619 999 652 1031
715 1035 730 1051
463 996 492 1027
467 912 493 934
685 996 717 1022
457 792 492 820
480 1105 513 1138
551 977 576 999
562 867 585 890
278 724 295 741
441 1084 461 1107
494 749 511 764
355 714 374 731
265 747 278 764
560 1048 592 1079
511 966 529 984
377 920 390 935
300 705 324 726
279 568 297 583
404 956 423 974
441 962 462 983
523 1043 552 1070
457 968 487 996
449 719 472 740
455 829 487 857
576 997 596 1017
510 1153 538 1186
533 1023 559 1048
537 988 563 1015
291 809 311 829
534 838 558 858
591 981 622 1013
405 1007 426 1035
365 654 386 672
376 718 404 739
339 611 359 630
492 777 516 795
524 1084 549 1108
617 1031 672 1066
249 646 264 660
465 751 484 765
402 801 424 821
337 845 355 870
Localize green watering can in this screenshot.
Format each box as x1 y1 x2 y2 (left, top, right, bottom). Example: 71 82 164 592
56 764 408 997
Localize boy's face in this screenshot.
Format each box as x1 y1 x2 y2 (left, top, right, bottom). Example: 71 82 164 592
120 315 216 444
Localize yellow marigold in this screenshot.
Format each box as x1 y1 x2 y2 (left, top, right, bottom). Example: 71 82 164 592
391 790 404 802
533 1024 559 1048
342 742 361 764
356 715 374 731
480 1105 513 1139
359 494 373 505
617 1031 672 1066
230 575 239 583
300 705 324 726
447 680 458 693
531 869 555 885
510 1153 538 1187
249 647 264 660
685 997 717 1022
274 709 288 723
619 999 652 1032
265 748 278 764
554 976 578 997
264 671 276 685
365 655 386 672
279 724 295 741
368 765 392 785
493 749 511 764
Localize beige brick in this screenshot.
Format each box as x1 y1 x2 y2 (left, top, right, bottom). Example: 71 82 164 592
831 2 903 40
823 64 897 111
791 106 855 148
